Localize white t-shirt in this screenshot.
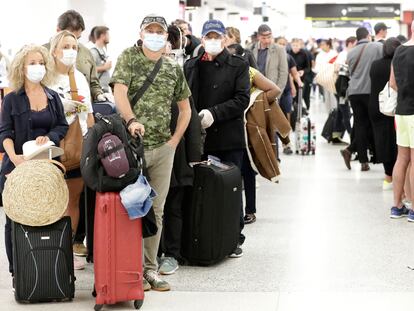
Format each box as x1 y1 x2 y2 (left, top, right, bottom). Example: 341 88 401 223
335 50 348 66
313 49 338 73
50 69 93 136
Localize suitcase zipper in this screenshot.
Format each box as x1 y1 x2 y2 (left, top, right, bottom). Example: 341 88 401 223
20 226 39 301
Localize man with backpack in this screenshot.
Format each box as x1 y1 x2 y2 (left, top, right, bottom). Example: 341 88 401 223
110 14 191 292
90 26 112 93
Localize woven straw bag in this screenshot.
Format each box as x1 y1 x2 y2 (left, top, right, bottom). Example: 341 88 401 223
3 160 68 226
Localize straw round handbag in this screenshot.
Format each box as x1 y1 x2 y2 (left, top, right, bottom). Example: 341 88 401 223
3 160 68 226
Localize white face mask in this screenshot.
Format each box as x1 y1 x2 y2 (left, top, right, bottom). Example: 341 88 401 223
26 64 46 83
143 33 166 52
204 39 223 56
60 49 77 67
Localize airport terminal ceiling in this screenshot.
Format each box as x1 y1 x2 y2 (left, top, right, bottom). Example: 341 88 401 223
0 0 413 58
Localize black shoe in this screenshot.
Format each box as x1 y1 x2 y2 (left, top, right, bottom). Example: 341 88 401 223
283 146 293 155
229 246 243 258
361 163 370 171
340 149 352 170
244 214 256 224
331 137 348 145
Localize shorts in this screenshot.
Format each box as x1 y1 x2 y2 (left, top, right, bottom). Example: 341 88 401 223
279 91 293 115
395 114 414 148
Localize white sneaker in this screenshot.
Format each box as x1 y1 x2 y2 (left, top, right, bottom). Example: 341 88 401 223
382 180 393 191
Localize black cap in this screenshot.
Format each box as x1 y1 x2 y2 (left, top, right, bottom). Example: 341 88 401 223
258 24 272 35
374 22 389 34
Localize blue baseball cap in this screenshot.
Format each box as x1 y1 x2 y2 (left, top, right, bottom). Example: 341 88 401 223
201 20 225 37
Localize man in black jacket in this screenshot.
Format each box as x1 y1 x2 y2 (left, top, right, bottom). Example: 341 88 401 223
184 19 250 257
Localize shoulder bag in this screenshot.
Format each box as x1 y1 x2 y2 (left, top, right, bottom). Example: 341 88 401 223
59 68 84 171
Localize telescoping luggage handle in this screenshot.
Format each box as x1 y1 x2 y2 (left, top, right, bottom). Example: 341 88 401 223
190 156 231 170
296 87 303 122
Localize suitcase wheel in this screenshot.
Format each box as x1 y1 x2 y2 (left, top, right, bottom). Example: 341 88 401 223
134 300 144 309
94 304 103 311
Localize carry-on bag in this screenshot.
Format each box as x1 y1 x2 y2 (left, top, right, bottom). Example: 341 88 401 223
321 108 345 142
12 216 75 303
181 160 241 266
295 88 316 155
93 192 144 310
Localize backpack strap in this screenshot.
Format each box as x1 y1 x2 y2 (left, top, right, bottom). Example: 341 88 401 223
91 47 107 79
91 47 107 62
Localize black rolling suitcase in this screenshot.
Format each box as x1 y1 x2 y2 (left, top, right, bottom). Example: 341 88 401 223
12 216 75 303
321 108 344 143
182 161 241 266
321 109 336 142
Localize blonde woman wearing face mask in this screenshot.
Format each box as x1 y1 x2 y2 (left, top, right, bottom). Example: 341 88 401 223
49 30 95 270
0 44 68 276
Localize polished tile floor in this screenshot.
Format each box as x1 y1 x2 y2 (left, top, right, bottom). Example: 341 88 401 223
0 101 413 310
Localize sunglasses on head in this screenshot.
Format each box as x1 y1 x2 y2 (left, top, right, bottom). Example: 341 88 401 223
141 16 167 28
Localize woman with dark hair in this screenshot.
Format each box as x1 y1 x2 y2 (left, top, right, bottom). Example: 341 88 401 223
165 24 186 67
369 37 401 190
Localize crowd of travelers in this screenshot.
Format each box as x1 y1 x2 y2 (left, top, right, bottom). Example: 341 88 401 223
0 9 413 297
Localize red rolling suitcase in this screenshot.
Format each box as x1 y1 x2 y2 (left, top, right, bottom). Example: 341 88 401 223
93 192 144 311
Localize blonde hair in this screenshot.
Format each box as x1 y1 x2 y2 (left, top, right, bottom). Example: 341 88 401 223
49 30 78 64
226 27 241 44
8 44 55 90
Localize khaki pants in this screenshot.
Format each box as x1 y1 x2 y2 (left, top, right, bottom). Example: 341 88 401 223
143 143 175 271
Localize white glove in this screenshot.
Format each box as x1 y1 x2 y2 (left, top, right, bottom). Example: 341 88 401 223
96 94 106 102
103 92 114 103
199 109 214 129
97 93 114 103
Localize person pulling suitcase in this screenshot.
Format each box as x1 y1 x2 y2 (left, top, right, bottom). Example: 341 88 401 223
184 19 250 256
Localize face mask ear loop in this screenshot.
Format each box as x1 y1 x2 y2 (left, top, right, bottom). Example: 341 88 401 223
176 25 186 55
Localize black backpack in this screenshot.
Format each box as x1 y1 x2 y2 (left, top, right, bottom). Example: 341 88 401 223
80 113 144 192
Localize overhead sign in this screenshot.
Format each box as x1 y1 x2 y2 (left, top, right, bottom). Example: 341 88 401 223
306 3 401 21
312 20 363 28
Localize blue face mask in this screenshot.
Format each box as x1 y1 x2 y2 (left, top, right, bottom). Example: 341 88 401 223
143 33 166 52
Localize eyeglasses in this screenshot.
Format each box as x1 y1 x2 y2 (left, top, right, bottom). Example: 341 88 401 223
140 16 167 28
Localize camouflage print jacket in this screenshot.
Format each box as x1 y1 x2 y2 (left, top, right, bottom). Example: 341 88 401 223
110 46 191 149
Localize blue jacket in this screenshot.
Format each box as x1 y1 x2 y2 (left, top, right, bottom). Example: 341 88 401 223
0 87 68 182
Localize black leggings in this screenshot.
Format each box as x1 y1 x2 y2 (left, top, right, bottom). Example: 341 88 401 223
383 161 395 177
5 216 13 274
